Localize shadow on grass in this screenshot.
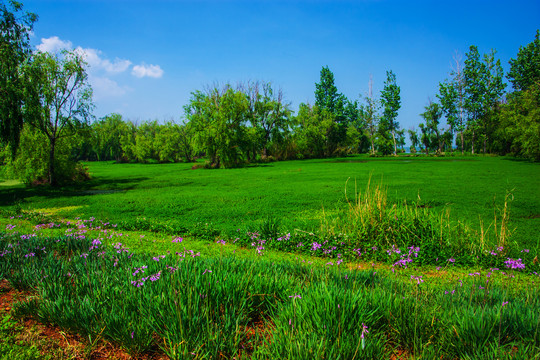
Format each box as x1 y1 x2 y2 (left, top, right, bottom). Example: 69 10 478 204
0 176 149 207
501 156 537 163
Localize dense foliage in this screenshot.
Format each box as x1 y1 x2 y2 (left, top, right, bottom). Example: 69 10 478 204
432 33 539 160
0 0 37 153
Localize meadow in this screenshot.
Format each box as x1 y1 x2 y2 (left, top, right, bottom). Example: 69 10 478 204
1 155 539 249
0 155 539 359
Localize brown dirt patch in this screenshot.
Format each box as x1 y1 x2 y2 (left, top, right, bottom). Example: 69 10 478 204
0 279 166 360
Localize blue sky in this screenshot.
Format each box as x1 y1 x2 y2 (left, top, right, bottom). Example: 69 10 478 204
22 0 540 132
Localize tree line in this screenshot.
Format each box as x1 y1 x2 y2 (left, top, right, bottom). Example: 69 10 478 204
1 1 539 186
71 68 404 168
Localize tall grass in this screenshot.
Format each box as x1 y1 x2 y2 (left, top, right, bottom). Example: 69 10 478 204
232 177 532 269
326 176 512 255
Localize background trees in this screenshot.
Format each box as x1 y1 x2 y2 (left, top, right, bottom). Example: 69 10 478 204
2 12 539 183
494 30 540 161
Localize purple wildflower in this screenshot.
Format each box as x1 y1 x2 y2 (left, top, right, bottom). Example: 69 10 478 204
361 323 369 339
149 271 161 282
504 258 525 270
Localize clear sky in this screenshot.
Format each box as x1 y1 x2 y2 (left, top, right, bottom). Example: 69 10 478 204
21 0 540 131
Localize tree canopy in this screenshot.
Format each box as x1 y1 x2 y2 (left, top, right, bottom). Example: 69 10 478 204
0 0 37 153
507 30 540 92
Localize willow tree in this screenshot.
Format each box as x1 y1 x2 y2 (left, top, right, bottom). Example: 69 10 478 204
0 0 37 153
24 50 93 186
185 84 249 168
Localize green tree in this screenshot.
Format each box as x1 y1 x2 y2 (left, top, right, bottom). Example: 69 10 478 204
438 53 465 153
379 70 401 155
185 85 249 168
315 66 345 116
0 0 37 153
90 113 125 161
133 120 158 163
480 50 505 153
407 128 419 153
463 46 505 154
419 100 444 154
507 29 540 92
154 121 191 163
495 81 540 161
314 66 349 150
24 50 93 185
294 103 337 158
360 76 379 155
244 81 292 158
119 120 137 162
176 122 195 162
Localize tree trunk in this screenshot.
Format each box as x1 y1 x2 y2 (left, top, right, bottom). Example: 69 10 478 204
471 130 475 155
48 137 57 186
392 130 397 156
460 132 464 155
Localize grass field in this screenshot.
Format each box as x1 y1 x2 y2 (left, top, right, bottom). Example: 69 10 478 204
1 155 540 359
1 155 539 249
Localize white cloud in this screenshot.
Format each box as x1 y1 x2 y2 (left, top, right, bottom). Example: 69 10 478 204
103 58 132 73
74 47 131 74
90 76 131 100
36 36 72 53
132 64 164 78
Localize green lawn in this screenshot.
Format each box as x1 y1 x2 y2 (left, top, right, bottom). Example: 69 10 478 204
1 155 539 249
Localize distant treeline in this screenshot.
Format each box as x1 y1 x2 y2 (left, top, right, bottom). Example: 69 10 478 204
1 0 538 185
76 29 540 167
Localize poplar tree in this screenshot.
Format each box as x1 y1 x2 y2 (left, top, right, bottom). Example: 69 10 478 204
438 52 466 153
379 70 401 155
463 46 505 154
